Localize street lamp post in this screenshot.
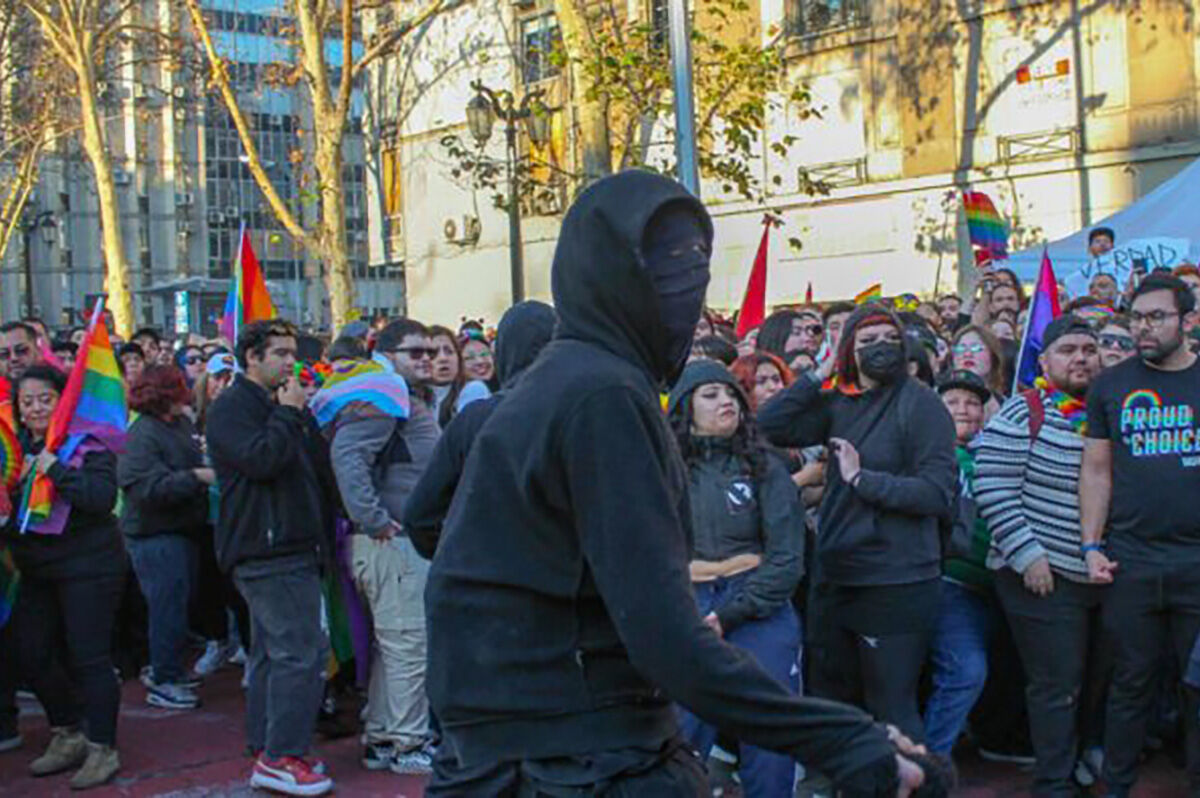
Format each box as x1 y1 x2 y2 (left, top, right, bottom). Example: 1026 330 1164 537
20 210 57 320
466 80 550 305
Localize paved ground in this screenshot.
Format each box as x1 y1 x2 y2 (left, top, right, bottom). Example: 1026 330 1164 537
0 670 1188 797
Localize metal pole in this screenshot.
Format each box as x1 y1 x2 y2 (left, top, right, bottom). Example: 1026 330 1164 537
667 0 700 196
506 119 525 304
22 225 35 319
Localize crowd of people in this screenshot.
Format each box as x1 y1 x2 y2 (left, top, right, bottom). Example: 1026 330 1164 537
0 170 1199 798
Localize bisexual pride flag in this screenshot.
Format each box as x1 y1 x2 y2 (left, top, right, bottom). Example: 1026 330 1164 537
1014 249 1062 391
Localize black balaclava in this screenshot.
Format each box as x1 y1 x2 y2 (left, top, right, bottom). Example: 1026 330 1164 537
641 203 712 380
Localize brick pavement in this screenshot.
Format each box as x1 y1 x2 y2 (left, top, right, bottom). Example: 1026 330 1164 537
0 670 1188 797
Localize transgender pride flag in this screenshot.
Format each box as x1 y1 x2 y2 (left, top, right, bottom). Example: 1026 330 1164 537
1014 248 1062 391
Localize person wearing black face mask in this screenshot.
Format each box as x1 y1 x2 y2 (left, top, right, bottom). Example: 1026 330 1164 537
424 176 938 796
759 304 957 745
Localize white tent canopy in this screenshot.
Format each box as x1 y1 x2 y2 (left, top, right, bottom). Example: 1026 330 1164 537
1007 156 1200 289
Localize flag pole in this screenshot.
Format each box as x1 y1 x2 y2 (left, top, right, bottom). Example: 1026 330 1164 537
232 220 246 341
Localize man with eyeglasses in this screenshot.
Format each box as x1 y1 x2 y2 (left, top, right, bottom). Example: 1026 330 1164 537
333 317 441 775
0 322 44 383
1081 274 1200 797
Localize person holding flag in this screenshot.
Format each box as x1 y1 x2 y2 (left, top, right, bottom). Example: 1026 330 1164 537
1 303 129 790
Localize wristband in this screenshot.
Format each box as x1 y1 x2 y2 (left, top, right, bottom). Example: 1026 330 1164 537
1080 543 1103 555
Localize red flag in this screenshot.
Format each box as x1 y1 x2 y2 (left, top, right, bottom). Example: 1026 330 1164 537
805 282 813 304
736 221 770 339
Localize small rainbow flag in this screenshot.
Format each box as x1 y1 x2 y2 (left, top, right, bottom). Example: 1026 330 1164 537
854 283 883 304
0 545 17 629
962 191 1009 262
19 299 127 534
218 224 277 343
0 418 22 493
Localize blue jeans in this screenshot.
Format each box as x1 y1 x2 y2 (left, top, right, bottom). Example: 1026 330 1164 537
678 571 801 798
923 580 993 755
128 534 197 684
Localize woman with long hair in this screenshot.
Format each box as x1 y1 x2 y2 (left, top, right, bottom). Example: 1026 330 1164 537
666 360 804 797
951 325 1008 414
174 345 206 389
119 366 214 711
3 365 126 789
730 352 794 413
758 304 957 742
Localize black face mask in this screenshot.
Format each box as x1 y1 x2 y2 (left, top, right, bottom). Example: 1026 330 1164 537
857 340 906 383
642 205 711 379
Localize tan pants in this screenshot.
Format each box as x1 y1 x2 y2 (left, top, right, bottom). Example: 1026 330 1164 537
350 534 430 750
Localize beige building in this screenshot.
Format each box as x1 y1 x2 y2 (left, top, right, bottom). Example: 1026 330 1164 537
377 0 1200 324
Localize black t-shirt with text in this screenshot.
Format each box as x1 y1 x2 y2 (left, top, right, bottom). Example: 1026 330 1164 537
1086 356 1200 561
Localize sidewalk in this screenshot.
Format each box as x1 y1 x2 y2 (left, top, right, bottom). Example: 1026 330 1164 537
0 669 1188 796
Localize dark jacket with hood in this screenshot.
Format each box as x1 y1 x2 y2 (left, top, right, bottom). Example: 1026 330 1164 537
666 360 804 633
758 307 957 587
425 171 895 785
205 374 332 573
405 300 556 558
118 413 208 539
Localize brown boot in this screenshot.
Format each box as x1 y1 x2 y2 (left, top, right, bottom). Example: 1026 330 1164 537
29 727 88 776
69 742 120 790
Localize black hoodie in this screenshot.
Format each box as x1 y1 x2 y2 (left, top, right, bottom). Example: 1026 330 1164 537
424 171 895 785
405 300 556 557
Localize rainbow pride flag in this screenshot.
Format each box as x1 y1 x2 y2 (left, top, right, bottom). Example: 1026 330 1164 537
218 225 276 343
0 546 17 628
19 299 127 534
962 191 1009 262
0 417 22 493
854 283 883 304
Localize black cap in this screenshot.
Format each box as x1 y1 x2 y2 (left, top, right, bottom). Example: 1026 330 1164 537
1042 316 1096 350
937 369 991 403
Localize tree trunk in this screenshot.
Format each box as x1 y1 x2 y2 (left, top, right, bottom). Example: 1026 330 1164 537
314 134 353 330
77 60 134 336
554 0 612 182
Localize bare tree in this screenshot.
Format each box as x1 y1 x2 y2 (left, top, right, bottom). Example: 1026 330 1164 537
17 0 176 335
183 0 463 330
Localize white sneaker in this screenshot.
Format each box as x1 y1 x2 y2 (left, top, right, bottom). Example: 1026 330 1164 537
146 682 200 710
230 646 247 666
193 639 236 677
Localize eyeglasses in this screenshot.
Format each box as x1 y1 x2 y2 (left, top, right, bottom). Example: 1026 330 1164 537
463 352 492 363
953 342 986 355
1129 310 1179 329
1098 333 1135 351
0 344 32 361
391 347 438 360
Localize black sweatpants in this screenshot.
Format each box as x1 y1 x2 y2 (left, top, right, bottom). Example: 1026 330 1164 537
1101 557 1200 796
810 581 938 743
995 569 1108 798
0 619 18 737
15 568 125 745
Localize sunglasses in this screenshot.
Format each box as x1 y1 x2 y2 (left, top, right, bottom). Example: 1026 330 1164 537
953 342 986 356
184 355 204 365
0 345 32 360
1099 333 1135 351
392 347 438 360
794 324 824 337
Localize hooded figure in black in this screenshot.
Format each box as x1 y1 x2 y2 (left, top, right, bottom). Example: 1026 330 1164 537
404 300 557 558
424 172 921 796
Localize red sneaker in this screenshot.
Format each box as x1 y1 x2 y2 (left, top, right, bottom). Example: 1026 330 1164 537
249 754 333 796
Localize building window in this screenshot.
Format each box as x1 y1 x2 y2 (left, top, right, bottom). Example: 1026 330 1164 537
786 0 868 36
520 14 561 84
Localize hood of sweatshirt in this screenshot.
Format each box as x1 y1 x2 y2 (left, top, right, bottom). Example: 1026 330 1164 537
551 170 713 384
494 300 557 388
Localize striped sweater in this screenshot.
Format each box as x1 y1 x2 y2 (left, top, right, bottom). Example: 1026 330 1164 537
975 391 1090 580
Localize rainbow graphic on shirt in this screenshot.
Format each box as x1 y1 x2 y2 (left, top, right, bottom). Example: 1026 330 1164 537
1119 388 1198 462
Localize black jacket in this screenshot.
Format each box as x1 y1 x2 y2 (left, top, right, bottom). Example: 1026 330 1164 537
3 445 124 580
405 300 556 559
758 371 957 586
425 171 894 784
205 375 330 572
118 414 207 539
